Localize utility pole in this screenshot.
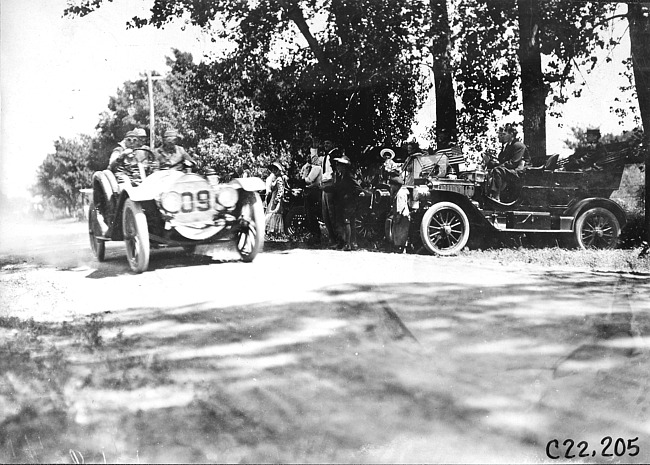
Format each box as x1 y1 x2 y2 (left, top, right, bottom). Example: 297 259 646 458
146 71 165 150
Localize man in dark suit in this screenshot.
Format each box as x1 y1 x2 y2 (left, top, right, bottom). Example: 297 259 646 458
483 123 530 201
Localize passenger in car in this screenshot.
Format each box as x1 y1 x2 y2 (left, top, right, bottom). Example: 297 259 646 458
562 128 607 171
155 129 196 172
483 123 530 202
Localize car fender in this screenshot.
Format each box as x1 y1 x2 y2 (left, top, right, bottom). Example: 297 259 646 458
230 177 266 192
425 190 493 229
564 197 627 229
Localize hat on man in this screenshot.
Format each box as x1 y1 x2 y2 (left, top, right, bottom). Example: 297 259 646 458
586 128 601 136
125 130 137 138
269 161 283 172
380 148 395 160
164 129 180 139
133 128 147 138
334 155 351 165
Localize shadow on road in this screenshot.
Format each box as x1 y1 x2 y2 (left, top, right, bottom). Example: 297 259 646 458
2 270 649 463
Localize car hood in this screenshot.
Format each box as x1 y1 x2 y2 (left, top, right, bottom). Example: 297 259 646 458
123 170 193 201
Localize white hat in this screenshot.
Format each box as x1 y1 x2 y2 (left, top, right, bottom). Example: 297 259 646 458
380 148 395 160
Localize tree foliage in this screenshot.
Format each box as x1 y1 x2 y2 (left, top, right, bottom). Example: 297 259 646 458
33 136 94 212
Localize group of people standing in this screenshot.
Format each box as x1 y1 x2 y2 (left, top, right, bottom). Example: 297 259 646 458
264 136 362 251
108 128 196 184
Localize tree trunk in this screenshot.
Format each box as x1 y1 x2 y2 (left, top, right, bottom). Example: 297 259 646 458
429 0 458 146
517 0 547 163
627 3 650 242
277 0 334 80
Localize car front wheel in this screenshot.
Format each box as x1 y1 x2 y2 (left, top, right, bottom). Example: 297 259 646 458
420 202 470 256
122 198 150 273
88 206 106 262
573 207 620 249
237 192 264 262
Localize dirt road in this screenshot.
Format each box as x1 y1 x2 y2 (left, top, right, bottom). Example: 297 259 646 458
1 217 649 463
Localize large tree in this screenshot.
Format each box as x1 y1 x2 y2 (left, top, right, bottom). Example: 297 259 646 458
453 0 619 157
428 0 458 145
626 3 650 242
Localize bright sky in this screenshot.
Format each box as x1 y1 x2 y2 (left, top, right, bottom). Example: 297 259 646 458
1 0 639 199
0 0 228 199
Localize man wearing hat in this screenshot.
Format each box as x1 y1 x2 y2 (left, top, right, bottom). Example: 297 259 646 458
301 137 323 245
320 138 342 247
563 128 607 171
380 148 399 182
482 122 530 202
155 128 196 171
333 155 362 251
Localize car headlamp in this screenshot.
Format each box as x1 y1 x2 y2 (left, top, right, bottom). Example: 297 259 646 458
161 191 182 213
216 186 239 209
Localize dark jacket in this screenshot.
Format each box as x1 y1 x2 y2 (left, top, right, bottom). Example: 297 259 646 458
495 141 530 171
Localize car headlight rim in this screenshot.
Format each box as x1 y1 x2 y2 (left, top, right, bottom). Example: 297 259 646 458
216 186 239 209
161 191 182 213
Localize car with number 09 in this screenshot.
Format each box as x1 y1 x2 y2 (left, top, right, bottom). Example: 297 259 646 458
88 168 266 273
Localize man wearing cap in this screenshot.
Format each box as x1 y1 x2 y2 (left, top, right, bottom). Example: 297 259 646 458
333 155 362 251
155 129 196 171
108 130 138 167
109 129 157 185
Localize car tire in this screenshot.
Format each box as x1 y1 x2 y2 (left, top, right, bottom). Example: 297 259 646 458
122 198 150 273
237 192 264 262
420 201 470 256
285 206 307 236
573 207 620 250
88 206 106 262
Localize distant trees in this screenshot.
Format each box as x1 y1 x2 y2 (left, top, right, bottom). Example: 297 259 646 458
33 136 93 214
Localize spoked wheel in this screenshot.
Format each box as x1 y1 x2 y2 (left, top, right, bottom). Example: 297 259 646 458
573 207 620 250
122 198 150 273
236 192 264 262
285 206 307 236
420 202 470 256
88 206 106 262
355 210 385 243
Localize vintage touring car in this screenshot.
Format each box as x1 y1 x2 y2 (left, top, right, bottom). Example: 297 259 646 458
383 152 628 255
88 168 265 273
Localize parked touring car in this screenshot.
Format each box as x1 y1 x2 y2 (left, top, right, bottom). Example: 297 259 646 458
384 153 627 255
88 169 265 273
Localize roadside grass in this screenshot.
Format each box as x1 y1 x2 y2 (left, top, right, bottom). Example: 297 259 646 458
0 313 169 462
457 247 650 273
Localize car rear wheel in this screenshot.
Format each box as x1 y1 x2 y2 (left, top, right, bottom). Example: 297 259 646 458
573 207 620 249
420 202 470 256
123 198 150 273
237 192 264 262
88 206 106 262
